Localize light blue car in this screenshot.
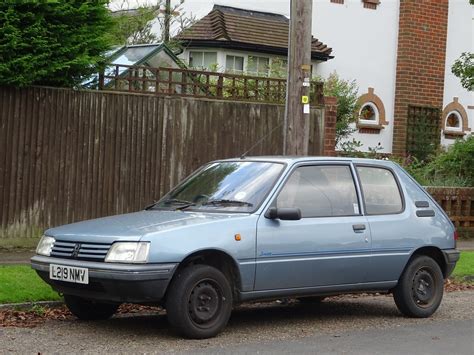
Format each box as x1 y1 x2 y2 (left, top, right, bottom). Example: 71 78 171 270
31 157 459 338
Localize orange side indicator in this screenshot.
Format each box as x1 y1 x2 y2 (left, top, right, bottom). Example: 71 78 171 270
234 234 241 241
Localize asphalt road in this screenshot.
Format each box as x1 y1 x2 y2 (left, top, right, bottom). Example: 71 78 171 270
1 291 473 354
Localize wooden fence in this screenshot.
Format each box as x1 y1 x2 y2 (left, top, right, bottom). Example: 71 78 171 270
426 187 474 237
98 64 324 105
0 86 326 246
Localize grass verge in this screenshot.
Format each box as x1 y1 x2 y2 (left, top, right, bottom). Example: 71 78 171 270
0 251 473 305
0 265 61 304
452 251 474 279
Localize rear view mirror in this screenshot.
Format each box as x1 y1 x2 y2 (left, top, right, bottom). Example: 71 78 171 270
265 207 301 220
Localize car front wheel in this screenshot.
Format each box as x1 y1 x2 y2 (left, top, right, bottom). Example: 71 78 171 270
393 255 444 318
64 295 119 320
166 264 233 339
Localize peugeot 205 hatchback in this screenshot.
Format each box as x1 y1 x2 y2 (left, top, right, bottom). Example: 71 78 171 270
31 157 459 338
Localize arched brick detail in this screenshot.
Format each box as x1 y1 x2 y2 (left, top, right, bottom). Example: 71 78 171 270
356 87 388 132
442 97 470 135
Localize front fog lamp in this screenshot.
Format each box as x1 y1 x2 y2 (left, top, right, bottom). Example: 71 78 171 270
36 235 55 256
105 242 150 263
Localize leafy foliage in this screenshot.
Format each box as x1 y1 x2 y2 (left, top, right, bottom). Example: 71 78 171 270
111 0 196 49
451 52 473 92
111 3 161 45
320 72 359 145
0 1 113 87
395 136 474 187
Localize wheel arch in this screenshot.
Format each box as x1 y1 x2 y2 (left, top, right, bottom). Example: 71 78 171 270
167 248 243 300
409 246 448 278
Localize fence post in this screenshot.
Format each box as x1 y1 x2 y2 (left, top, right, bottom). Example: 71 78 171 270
115 65 120 90
181 71 187 95
217 74 224 98
98 72 104 90
155 68 160 95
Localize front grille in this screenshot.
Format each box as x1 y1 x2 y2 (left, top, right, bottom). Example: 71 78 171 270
51 240 112 262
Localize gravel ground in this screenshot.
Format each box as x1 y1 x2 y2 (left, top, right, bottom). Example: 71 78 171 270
1 290 473 354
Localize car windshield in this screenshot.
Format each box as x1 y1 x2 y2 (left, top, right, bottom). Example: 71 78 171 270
153 161 284 212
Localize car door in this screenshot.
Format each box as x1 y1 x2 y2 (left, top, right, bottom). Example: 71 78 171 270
254 162 372 290
355 164 412 282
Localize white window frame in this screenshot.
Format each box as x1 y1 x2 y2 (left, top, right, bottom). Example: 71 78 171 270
358 102 380 125
444 110 462 132
189 51 218 70
225 55 244 73
247 56 270 76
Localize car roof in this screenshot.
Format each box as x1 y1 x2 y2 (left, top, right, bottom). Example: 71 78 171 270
216 156 397 167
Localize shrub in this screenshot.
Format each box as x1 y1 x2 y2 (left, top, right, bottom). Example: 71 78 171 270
395 136 474 187
320 72 359 146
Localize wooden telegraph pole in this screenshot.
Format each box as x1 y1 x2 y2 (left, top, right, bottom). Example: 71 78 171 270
283 0 313 155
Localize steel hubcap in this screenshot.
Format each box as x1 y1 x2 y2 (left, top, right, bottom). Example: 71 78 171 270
412 269 435 306
189 281 221 324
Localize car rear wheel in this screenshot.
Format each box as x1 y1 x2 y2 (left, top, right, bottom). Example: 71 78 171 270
393 255 443 318
64 295 119 320
166 264 233 339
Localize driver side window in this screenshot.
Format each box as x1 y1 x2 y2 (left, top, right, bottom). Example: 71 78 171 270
276 165 360 218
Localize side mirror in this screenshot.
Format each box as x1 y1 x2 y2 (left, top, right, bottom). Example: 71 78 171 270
265 207 302 221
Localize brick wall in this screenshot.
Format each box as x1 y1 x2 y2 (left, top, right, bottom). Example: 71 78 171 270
392 0 449 156
323 96 337 156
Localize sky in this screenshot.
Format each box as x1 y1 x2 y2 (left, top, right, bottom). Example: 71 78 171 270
110 0 292 27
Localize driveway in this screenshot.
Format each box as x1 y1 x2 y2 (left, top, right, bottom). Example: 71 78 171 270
1 291 473 354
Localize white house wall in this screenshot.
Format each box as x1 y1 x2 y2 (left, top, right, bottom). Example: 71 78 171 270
441 1 474 146
312 0 400 153
179 48 321 76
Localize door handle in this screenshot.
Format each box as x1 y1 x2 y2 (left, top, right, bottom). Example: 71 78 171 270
352 224 366 232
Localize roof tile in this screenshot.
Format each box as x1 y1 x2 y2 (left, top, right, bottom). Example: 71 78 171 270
176 5 333 59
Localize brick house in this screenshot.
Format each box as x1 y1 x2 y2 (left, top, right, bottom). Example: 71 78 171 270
177 1 473 155
314 0 472 154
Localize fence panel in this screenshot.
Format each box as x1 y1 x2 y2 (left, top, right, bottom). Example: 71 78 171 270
0 86 325 246
426 187 474 237
99 65 325 106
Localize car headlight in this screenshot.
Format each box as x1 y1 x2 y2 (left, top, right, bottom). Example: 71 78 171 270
36 235 55 256
105 242 150 263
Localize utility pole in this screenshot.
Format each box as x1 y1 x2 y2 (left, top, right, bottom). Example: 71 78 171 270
283 0 313 155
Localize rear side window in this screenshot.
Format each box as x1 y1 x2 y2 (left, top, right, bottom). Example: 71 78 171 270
356 166 403 215
276 165 360 218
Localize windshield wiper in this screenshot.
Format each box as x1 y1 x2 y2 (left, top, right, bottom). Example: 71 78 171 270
202 199 253 207
145 198 195 211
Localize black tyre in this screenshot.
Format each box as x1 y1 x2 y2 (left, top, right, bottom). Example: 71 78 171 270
298 296 326 304
166 265 233 339
64 295 119 320
393 255 444 318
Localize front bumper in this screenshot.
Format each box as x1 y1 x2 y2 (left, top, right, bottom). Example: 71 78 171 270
31 255 178 304
442 249 460 278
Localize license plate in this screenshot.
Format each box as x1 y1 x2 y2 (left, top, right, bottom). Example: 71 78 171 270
49 264 89 284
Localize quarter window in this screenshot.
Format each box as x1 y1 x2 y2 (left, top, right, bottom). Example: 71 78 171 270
276 165 360 218
357 166 403 215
